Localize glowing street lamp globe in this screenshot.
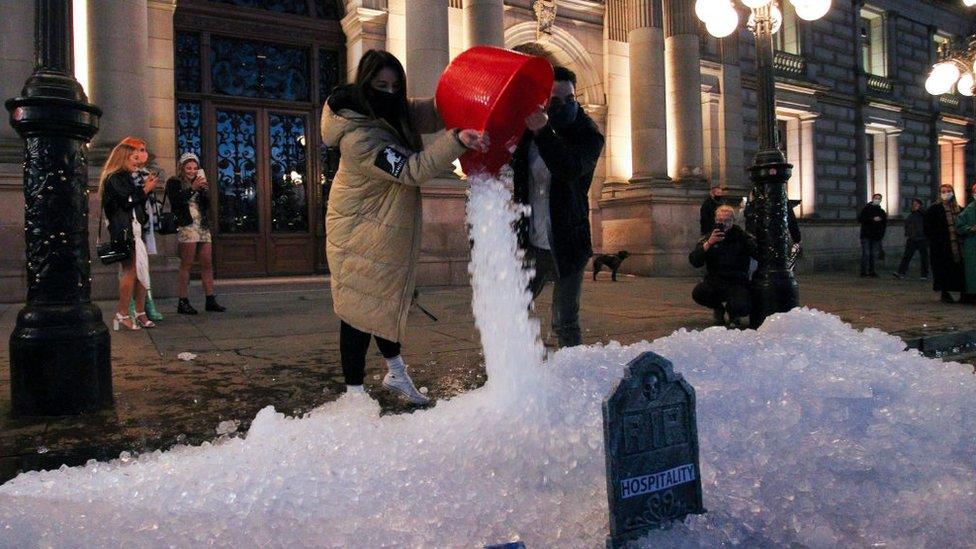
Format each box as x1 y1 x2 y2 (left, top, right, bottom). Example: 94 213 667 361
792 0 832 21
698 0 831 39
694 0 724 20
705 7 740 38
958 73 975 97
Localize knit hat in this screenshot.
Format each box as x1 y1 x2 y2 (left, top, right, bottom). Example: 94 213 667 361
178 152 200 167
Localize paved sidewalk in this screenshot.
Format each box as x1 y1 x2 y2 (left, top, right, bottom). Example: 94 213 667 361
1 271 974 482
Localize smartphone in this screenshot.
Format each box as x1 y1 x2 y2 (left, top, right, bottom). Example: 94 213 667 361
713 222 726 233
196 168 207 182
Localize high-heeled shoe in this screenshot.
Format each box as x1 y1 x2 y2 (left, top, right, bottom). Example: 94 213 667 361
113 312 140 331
134 312 156 328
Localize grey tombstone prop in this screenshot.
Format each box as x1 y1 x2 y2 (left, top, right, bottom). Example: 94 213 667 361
603 351 705 548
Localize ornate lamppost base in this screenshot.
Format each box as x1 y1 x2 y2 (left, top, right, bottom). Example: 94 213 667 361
6 0 108 416
748 160 799 329
10 304 112 415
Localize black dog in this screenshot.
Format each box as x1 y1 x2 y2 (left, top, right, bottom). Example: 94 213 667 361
592 251 630 281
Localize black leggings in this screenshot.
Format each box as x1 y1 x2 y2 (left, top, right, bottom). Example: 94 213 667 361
340 321 401 385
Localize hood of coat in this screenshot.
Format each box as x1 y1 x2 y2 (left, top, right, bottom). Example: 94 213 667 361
322 86 374 148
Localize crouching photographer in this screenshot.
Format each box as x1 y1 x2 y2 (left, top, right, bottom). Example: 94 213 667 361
689 205 758 328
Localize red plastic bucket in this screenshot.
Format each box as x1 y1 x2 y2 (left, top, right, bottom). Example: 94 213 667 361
436 46 553 176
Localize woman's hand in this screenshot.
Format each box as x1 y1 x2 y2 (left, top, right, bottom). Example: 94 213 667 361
193 174 208 191
143 174 157 194
457 129 489 153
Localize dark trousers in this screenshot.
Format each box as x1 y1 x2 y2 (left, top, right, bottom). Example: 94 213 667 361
527 245 584 347
897 239 929 277
860 238 881 274
339 320 401 385
692 279 751 319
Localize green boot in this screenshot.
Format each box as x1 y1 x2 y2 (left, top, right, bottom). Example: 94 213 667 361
145 290 164 322
128 298 137 322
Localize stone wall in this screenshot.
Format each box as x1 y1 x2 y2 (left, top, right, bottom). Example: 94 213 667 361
738 0 974 224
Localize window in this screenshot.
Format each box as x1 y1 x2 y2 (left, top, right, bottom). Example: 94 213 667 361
865 126 900 214
774 2 801 55
939 137 968 202
860 8 886 76
777 110 818 217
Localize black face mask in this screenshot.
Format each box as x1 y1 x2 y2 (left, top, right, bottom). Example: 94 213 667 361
547 100 579 129
366 89 401 121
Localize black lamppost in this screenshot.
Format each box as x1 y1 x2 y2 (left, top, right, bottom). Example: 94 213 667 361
5 0 110 415
695 0 831 326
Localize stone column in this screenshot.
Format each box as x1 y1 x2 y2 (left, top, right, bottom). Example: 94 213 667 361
406 1 467 286
147 0 177 176
87 0 151 151
405 0 450 96
718 31 746 192
799 116 817 217
0 0 35 161
464 0 505 48
952 141 967 202
885 131 900 215
628 0 670 185
341 3 388 82
664 0 706 182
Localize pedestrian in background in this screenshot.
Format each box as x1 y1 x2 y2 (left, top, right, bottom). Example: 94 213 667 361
858 193 887 277
165 152 225 315
98 137 158 330
689 205 758 328
924 184 968 303
892 198 928 280
700 183 724 236
128 150 165 323
955 182 976 303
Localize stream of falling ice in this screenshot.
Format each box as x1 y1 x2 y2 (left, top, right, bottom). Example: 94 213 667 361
465 173 547 392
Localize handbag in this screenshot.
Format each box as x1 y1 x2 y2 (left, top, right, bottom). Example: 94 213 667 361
155 190 178 235
96 208 132 265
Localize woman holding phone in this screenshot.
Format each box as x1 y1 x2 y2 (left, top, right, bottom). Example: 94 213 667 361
165 152 225 314
99 137 158 330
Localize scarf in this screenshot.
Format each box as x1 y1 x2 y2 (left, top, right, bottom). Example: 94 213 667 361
940 198 962 263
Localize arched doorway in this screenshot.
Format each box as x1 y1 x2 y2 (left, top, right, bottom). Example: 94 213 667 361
173 0 345 276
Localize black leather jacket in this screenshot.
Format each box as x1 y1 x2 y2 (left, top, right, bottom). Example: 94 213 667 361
101 170 148 243
165 176 210 228
512 109 605 276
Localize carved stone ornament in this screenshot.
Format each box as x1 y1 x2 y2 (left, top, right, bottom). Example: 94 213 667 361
533 0 557 40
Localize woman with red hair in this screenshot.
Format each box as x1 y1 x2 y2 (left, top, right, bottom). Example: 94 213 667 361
98 137 159 330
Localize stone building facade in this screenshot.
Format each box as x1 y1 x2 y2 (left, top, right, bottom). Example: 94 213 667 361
0 0 973 302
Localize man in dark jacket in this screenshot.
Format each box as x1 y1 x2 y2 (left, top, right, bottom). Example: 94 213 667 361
690 205 758 328
513 66 605 348
893 198 929 279
858 193 887 277
700 183 724 235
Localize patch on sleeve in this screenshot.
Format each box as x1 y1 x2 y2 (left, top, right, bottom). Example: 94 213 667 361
374 146 407 178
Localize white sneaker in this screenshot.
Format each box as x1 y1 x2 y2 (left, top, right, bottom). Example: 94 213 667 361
382 370 430 405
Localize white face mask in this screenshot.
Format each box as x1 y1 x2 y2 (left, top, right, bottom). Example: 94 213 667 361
872 199 882 206
942 193 953 201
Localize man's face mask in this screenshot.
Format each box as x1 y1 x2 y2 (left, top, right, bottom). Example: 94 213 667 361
872 199 882 206
547 98 578 129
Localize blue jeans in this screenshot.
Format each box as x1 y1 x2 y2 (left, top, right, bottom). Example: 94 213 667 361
860 238 881 274
526 246 584 347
